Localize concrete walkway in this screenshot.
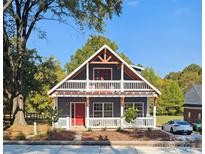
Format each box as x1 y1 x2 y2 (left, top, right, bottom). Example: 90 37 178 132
3 145 202 154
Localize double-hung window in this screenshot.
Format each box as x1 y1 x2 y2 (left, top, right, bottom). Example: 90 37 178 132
93 103 113 117
124 102 144 117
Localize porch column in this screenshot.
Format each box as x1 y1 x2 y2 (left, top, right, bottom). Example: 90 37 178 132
51 97 56 129
120 96 125 128
121 63 124 92
153 97 157 128
146 98 150 116
86 97 90 128
86 63 89 92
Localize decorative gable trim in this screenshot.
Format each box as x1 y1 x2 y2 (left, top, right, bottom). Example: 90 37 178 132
48 44 161 95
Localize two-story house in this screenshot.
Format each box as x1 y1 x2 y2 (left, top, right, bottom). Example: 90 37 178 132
48 45 161 129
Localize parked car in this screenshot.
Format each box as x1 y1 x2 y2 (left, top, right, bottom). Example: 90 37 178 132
162 120 193 135
193 120 202 132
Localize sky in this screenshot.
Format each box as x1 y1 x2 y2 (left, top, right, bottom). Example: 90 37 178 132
27 0 202 77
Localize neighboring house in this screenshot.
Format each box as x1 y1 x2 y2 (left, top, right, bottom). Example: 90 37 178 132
48 45 161 130
184 84 202 124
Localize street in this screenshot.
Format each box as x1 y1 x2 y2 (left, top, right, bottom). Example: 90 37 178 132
3 145 202 154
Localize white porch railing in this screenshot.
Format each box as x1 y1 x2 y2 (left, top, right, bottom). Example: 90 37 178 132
87 117 155 128
54 117 69 130
123 117 155 128
88 117 121 128
57 80 152 91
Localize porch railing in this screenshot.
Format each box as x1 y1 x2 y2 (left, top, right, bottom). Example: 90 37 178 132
57 80 152 91
55 117 69 130
87 117 155 128
88 117 121 128
123 117 155 128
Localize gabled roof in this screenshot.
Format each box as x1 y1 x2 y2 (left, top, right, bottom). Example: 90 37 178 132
130 64 145 71
48 44 161 95
184 84 202 105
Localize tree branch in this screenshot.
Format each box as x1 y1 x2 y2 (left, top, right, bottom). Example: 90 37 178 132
3 0 13 12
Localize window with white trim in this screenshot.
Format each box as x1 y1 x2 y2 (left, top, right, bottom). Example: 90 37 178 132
124 102 144 117
93 103 113 117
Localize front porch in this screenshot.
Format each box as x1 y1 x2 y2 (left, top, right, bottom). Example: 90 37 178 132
54 96 158 130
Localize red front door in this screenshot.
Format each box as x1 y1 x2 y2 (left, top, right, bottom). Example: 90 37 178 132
72 103 85 126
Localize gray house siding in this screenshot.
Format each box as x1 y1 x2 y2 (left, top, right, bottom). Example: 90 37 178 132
89 97 121 117
58 97 147 117
71 64 132 80
58 97 86 117
124 97 147 116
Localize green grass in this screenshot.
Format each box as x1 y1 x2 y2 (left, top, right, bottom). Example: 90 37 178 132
157 115 183 126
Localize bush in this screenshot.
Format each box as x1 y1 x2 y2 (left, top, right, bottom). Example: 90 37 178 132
87 128 92 132
116 127 123 132
133 127 139 132
148 127 153 132
44 106 62 126
15 132 26 140
101 127 107 131
3 134 10 140
123 108 138 124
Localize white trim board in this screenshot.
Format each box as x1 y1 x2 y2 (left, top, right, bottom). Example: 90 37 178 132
48 44 161 95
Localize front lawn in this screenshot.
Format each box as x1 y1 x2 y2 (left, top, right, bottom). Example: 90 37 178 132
3 124 76 140
157 115 183 126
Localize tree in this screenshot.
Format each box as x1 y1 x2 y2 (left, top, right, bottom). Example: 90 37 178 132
165 72 181 81
26 57 65 113
164 64 202 93
159 80 184 115
3 0 123 125
65 35 132 73
141 67 160 87
123 108 138 130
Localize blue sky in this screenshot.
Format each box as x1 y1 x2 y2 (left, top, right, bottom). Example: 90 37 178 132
28 0 202 77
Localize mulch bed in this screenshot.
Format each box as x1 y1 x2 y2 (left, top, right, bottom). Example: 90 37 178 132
82 129 173 141
30 130 76 141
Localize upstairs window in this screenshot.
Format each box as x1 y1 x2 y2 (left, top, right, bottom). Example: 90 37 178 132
94 68 112 80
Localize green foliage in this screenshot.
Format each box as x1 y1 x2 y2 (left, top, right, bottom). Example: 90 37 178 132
15 132 26 140
147 127 153 132
142 68 184 115
65 35 132 73
142 67 160 87
101 127 107 131
123 108 138 124
87 128 92 132
25 56 65 113
165 64 202 93
116 127 123 132
44 106 62 126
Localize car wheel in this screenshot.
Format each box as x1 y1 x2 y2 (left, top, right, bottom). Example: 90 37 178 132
187 132 192 135
170 127 174 134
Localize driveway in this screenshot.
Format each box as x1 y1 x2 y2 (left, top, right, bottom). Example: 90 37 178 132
3 145 202 154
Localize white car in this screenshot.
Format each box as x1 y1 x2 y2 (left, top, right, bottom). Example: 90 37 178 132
162 120 193 135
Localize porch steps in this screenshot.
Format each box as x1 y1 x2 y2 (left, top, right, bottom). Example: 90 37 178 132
73 132 82 141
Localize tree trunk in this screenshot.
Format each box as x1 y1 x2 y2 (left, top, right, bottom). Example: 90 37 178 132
13 94 27 125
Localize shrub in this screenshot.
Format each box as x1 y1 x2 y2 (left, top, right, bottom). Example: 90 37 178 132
3 134 10 140
102 127 107 131
133 127 139 132
123 108 138 124
87 128 92 132
148 127 153 132
44 106 62 126
116 127 123 132
123 107 138 131
15 132 26 140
